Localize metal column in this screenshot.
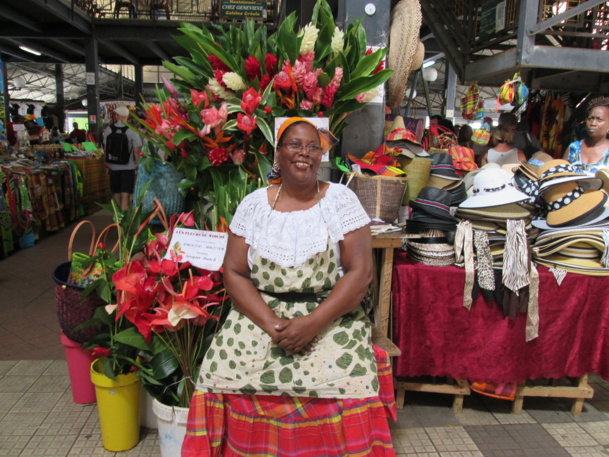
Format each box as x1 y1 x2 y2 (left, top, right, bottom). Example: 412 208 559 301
444 64 458 122
339 0 391 159
84 37 101 143
55 64 66 133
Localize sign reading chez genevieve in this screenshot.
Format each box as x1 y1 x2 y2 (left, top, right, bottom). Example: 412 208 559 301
220 0 267 20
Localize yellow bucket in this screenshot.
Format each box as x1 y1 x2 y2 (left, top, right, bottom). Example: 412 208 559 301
90 359 141 452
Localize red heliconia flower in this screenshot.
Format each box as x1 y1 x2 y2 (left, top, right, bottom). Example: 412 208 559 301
208 146 229 166
240 88 262 115
244 55 262 81
208 55 230 72
260 74 272 92
190 89 210 109
236 113 257 135
265 53 278 76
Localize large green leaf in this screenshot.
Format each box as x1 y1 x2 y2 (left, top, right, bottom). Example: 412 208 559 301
350 48 386 79
276 13 299 63
151 349 179 379
173 56 212 80
256 117 274 148
114 327 151 351
253 149 272 181
162 62 197 83
336 69 393 101
172 129 197 145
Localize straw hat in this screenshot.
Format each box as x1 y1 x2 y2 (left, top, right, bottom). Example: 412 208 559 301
596 169 609 194
459 168 529 209
538 159 603 192
115 106 130 117
540 181 608 228
386 116 429 157
456 202 532 220
534 255 609 276
386 0 423 108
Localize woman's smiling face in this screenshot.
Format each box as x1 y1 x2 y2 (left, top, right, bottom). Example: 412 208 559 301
277 122 322 185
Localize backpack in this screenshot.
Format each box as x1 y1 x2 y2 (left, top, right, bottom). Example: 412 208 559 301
105 124 131 165
422 124 457 151
461 82 484 120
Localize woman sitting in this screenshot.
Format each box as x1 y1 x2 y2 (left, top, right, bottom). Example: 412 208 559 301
182 117 397 456
563 96 609 175
481 125 526 166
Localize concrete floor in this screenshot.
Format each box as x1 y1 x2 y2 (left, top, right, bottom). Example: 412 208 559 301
2 210 609 456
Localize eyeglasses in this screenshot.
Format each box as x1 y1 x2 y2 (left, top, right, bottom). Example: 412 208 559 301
281 142 324 155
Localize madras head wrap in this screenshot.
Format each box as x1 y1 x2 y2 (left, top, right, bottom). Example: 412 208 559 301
266 117 339 184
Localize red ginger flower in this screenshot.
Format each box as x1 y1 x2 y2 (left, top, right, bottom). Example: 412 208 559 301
237 113 257 135
260 74 272 92
213 69 229 89
274 71 292 93
190 89 210 109
244 55 262 81
240 88 262 115
208 146 229 166
265 53 278 76
208 55 230 72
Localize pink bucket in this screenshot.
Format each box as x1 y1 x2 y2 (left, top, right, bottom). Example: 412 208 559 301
60 331 97 404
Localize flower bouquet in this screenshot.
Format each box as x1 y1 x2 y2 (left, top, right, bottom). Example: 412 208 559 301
111 209 229 407
134 0 392 229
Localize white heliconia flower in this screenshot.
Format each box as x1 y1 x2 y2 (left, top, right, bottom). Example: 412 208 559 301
299 23 319 55
331 26 344 54
208 78 235 100
222 72 247 92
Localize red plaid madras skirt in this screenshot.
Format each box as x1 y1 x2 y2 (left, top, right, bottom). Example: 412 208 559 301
182 345 397 457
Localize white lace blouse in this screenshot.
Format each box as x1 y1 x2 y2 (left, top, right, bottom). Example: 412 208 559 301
229 182 371 270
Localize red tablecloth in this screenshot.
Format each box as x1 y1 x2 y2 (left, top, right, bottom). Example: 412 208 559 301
392 251 609 384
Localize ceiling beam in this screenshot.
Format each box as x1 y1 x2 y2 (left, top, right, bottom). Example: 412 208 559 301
49 38 86 57
28 0 93 34
0 38 71 63
99 40 140 65
0 4 43 33
146 41 172 62
529 0 607 35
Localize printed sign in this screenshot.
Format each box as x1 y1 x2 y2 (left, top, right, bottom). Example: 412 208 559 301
165 228 228 271
220 0 267 20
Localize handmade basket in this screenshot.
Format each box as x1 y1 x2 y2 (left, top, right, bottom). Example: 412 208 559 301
52 261 103 343
346 173 408 223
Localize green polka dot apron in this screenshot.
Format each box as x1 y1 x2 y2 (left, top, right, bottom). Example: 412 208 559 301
197 196 378 399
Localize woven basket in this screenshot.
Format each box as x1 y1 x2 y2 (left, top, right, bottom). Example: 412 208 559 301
397 156 432 205
346 173 408 223
52 261 103 343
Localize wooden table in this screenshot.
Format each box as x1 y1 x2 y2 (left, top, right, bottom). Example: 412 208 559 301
371 232 404 338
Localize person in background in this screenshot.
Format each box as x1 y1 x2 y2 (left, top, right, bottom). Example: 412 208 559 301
458 124 474 149
103 106 142 210
498 112 542 159
563 96 609 175
182 117 397 457
69 122 87 143
482 125 526 166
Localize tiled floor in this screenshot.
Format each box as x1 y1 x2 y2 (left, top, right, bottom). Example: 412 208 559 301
2 210 609 456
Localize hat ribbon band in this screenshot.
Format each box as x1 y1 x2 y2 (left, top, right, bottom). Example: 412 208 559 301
539 163 577 181
546 186 584 212
415 198 450 212
473 183 507 195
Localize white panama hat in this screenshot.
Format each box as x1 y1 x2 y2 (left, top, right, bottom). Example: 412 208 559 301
459 168 529 209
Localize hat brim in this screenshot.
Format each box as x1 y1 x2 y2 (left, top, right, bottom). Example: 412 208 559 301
532 201 609 229
410 201 456 221
459 186 530 209
545 191 607 227
535 255 609 275
540 175 603 192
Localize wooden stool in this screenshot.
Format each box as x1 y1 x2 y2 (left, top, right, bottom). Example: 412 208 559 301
394 377 470 413
512 374 594 417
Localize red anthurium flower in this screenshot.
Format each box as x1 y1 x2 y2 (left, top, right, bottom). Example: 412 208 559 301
240 88 262 115
244 55 261 81
237 113 257 135
263 106 272 114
